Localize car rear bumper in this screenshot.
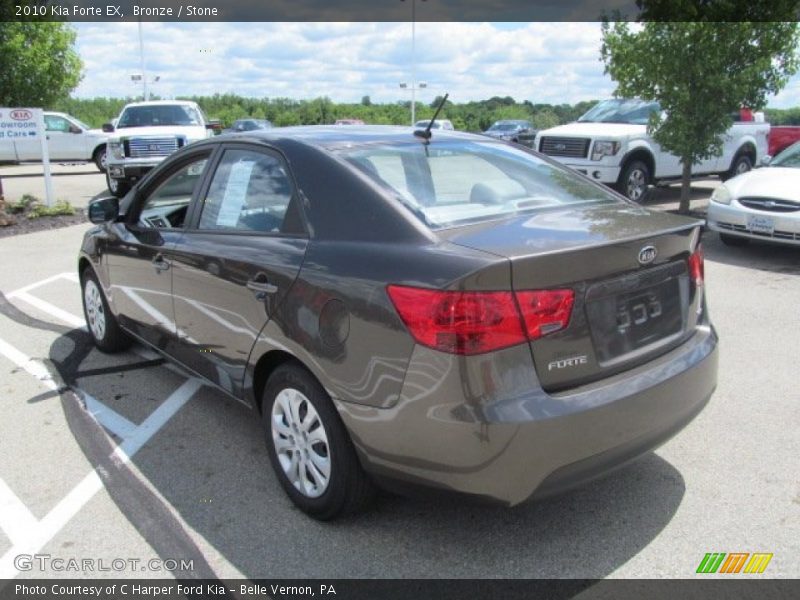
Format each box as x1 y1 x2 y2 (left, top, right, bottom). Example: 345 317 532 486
337 324 718 505
707 202 800 245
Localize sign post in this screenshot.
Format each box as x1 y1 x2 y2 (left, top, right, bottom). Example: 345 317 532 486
0 107 54 207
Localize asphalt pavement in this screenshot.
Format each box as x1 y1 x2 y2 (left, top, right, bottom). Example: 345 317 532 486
0 172 797 582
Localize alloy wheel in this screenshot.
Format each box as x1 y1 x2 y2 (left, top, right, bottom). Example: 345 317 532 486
83 279 106 341
271 388 331 498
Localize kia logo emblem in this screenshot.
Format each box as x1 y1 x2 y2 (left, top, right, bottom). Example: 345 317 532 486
638 245 657 265
10 109 32 121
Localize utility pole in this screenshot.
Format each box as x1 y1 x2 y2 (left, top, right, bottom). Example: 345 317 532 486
138 21 148 101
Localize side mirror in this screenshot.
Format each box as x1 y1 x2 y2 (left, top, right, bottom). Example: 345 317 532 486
102 123 115 133
68 124 82 134
760 155 772 167
206 120 222 130
88 196 119 224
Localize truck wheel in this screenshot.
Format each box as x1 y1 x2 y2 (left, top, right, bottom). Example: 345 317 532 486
617 160 650 203
721 154 752 182
106 171 131 198
93 146 107 173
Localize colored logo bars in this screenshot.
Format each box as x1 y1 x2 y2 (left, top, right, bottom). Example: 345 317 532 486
696 552 773 574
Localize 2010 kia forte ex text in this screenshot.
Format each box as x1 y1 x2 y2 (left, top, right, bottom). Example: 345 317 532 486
79 125 718 519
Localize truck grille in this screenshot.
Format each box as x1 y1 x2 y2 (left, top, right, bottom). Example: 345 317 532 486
125 137 184 158
738 197 800 213
539 136 591 158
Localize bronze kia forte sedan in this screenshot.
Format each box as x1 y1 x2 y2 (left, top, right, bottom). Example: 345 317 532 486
79 126 718 519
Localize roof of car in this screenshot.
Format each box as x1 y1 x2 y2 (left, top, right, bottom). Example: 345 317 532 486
122 100 199 108
219 125 482 148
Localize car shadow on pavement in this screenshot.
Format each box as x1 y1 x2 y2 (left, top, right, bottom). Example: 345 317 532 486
45 330 687 580
703 231 800 275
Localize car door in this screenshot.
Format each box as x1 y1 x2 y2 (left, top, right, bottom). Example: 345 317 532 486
42 114 82 161
104 149 214 351
170 144 308 396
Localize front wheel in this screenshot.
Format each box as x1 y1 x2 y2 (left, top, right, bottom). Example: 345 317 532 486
262 363 375 520
721 154 753 182
617 160 651 203
93 146 107 172
81 268 132 353
106 171 131 198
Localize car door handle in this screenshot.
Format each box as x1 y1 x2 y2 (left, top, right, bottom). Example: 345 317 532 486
152 256 171 272
246 277 278 295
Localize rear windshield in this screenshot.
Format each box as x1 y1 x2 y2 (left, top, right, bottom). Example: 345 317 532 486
337 140 620 230
118 105 202 128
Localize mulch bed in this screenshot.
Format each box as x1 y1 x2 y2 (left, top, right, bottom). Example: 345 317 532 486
0 207 89 238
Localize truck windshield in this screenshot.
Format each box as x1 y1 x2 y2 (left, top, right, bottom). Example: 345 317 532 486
578 99 661 125
488 122 523 131
338 140 620 230
117 105 202 128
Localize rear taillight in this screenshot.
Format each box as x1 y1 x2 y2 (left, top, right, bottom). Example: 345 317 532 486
387 285 574 355
688 245 704 286
515 289 575 340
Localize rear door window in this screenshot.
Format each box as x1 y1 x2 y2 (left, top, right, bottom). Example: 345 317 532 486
197 148 299 234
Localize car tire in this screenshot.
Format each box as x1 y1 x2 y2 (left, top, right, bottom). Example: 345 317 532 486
720 233 750 247
721 154 752 182
93 145 108 173
106 171 131 198
81 268 133 353
261 362 376 520
617 160 651 203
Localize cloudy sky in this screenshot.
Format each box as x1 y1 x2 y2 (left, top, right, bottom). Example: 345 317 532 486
72 22 800 108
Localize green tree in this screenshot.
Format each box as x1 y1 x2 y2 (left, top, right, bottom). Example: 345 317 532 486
0 22 83 107
602 13 799 213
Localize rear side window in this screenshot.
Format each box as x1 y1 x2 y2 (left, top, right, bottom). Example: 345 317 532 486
340 141 620 230
198 149 294 234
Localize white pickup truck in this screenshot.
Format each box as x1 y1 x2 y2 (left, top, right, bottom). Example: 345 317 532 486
104 100 217 196
534 99 770 202
0 111 109 172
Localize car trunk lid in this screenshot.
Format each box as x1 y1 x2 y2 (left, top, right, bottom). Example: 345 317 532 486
440 203 704 390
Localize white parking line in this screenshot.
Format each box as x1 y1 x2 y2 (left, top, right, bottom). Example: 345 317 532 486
4 273 75 298
11 291 85 329
0 378 202 579
82 392 138 439
0 478 38 547
0 337 57 391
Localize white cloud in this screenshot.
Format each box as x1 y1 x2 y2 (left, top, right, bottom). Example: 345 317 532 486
71 22 800 109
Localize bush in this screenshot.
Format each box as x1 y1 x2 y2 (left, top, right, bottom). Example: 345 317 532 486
27 199 76 219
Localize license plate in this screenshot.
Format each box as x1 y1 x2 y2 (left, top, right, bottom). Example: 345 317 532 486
747 214 774 234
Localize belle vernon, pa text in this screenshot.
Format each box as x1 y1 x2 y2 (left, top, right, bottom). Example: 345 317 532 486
14 584 338 597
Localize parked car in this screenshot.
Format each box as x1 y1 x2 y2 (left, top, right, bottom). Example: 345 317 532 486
483 119 535 142
334 119 365 125
767 125 800 156
414 119 454 130
0 111 109 171
707 140 800 247
103 100 217 197
534 98 770 202
81 126 717 519
228 118 273 133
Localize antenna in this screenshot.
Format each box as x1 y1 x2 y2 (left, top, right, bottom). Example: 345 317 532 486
414 93 448 142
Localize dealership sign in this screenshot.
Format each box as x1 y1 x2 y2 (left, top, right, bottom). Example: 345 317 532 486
0 107 54 206
0 107 42 140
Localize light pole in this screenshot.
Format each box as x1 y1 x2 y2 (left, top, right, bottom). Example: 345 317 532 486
130 74 160 100
399 82 427 124
137 20 148 100
402 0 426 125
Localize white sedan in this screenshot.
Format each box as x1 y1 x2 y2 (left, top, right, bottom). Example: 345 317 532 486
707 141 800 246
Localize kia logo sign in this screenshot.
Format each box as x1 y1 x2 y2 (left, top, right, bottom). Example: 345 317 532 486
638 245 657 265
10 110 33 121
